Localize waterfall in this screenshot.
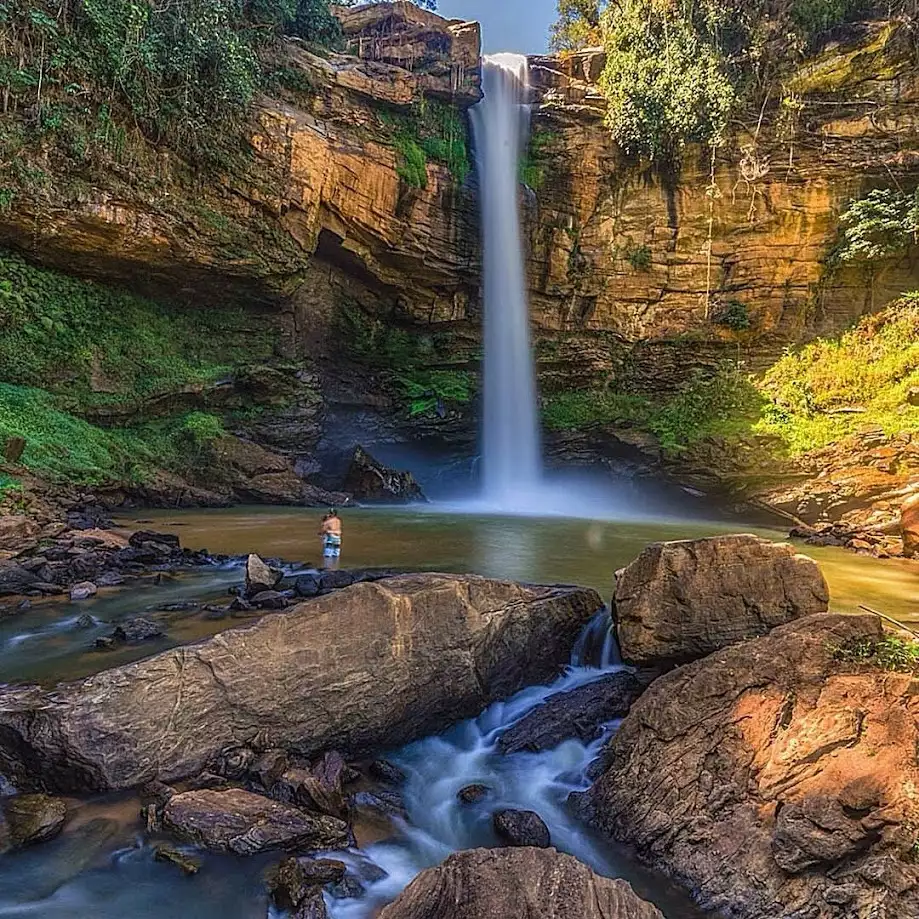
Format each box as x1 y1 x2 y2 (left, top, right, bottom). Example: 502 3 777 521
470 54 542 509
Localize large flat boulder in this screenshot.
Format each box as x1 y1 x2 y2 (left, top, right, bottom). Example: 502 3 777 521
162 788 347 855
378 847 665 919
614 534 829 666
0 574 601 792
575 614 919 918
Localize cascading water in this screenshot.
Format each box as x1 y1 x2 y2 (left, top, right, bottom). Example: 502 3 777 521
470 55 542 509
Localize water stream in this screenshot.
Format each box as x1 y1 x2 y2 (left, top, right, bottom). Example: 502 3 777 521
471 54 543 509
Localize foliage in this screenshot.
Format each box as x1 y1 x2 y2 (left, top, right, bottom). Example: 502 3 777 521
382 97 470 187
395 370 474 416
832 634 919 672
542 389 650 431
0 472 21 495
0 248 276 408
551 0 604 52
647 363 763 453
755 295 919 453
519 128 558 190
599 0 736 161
626 244 652 271
713 299 752 330
593 1 897 162
543 362 761 454
0 383 228 484
834 188 919 264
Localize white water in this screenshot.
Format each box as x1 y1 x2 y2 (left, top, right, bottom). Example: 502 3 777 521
471 54 543 511
325 613 625 919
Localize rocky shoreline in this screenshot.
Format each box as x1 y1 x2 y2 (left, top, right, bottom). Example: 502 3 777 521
0 529 917 918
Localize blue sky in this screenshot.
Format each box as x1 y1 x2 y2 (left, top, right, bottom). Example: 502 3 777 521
437 0 558 54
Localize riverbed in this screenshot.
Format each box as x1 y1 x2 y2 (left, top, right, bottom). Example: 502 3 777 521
0 504 916 919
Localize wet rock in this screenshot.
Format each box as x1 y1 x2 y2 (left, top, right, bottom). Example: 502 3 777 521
186 771 231 791
246 553 283 596
70 581 98 601
250 590 289 610
250 750 290 790
457 784 489 805
95 570 125 588
614 535 829 666
492 809 550 848
327 876 365 900
113 617 164 643
295 574 321 598
163 788 349 855
2 794 66 848
901 493 919 558
577 614 919 918
139 779 176 831
267 856 346 912
0 562 39 597
376 848 665 919
154 843 201 875
342 446 426 504
351 789 407 821
369 760 406 786
496 671 646 755
318 570 356 591
0 576 601 792
93 636 116 650
129 530 181 550
214 746 256 780
67 506 113 531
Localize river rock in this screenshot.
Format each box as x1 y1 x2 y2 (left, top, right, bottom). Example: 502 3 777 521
614 534 829 666
113 617 164 643
0 575 600 791
457 784 489 805
250 589 289 610
267 856 347 911
492 809 551 848
1 794 67 848
377 847 665 919
342 446 426 504
246 553 283 595
154 843 201 875
0 561 39 596
369 759 406 786
162 788 348 855
574 613 919 918
901 493 919 558
496 671 646 755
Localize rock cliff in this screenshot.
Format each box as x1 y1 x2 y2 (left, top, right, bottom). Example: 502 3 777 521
0 4 917 520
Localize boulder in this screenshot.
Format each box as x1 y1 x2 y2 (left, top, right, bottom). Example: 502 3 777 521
492 809 550 848
250 590 289 610
162 788 348 855
0 575 601 791
246 553 283 595
0 561 39 596
614 535 829 666
457 784 489 805
342 446 426 504
901 493 919 558
267 856 347 911
154 844 201 875
575 614 919 918
496 671 645 755
377 847 665 919
113 617 164 643
1 794 67 848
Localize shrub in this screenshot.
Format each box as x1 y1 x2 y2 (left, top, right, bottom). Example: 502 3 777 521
626 244 652 271
713 299 752 330
832 635 919 672
834 188 919 264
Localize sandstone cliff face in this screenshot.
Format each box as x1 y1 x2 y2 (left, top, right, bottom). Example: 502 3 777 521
1 6 917 512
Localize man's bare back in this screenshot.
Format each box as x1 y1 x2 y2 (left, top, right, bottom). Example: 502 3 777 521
319 515 342 538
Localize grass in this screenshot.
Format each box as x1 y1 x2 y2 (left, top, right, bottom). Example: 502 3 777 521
832 635 919 673
754 295 919 454
0 248 277 410
0 384 227 485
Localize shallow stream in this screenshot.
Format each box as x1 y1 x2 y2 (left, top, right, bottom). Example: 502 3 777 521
0 503 916 917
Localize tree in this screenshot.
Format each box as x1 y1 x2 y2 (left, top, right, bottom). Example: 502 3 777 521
550 0 604 52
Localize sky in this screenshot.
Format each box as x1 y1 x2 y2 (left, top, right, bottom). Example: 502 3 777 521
437 0 558 54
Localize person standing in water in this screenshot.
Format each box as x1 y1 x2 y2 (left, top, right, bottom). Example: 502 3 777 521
318 508 342 567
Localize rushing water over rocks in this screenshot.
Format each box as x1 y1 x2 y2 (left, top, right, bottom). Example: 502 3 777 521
471 55 542 510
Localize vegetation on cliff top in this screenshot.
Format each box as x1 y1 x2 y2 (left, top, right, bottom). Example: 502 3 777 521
553 1 918 160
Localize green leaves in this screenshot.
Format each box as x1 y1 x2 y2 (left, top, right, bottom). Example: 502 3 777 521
835 188 919 264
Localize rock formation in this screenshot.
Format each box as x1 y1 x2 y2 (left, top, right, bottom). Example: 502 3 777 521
0 574 601 791
901 493 919 558
342 446 427 503
377 847 666 919
614 535 830 666
576 614 919 918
